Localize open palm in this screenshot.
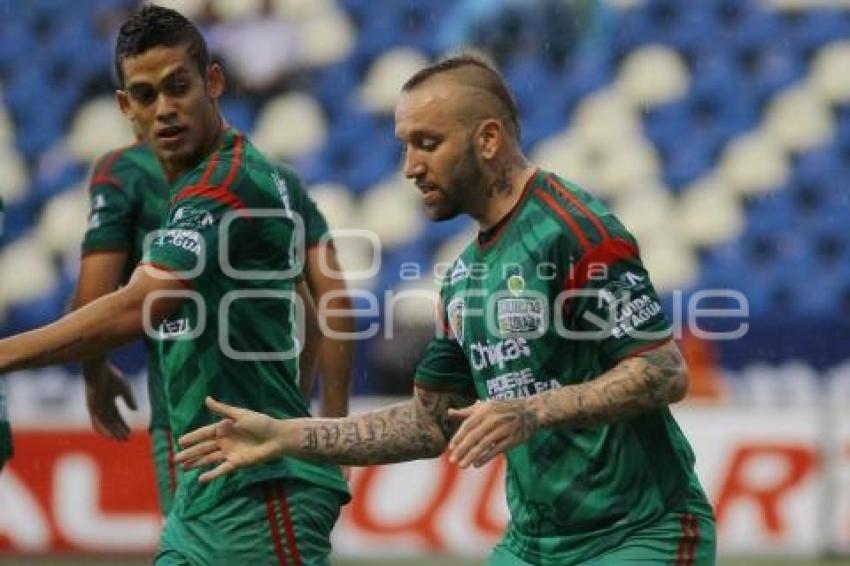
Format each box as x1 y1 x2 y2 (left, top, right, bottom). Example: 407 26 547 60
176 397 283 482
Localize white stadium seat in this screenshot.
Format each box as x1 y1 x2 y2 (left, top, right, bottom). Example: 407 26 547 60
810 41 850 104
67 98 134 163
210 0 263 21
297 5 355 67
36 185 90 257
253 93 327 160
679 176 745 247
0 144 29 204
763 84 834 153
359 48 430 114
358 175 424 248
616 44 690 108
717 132 790 197
150 0 207 19
0 234 57 307
307 182 357 231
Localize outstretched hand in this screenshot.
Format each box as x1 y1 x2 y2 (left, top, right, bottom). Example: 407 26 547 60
447 399 538 469
175 397 284 483
85 362 137 441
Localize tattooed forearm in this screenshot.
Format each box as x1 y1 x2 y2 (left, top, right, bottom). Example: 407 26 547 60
293 388 476 465
525 341 687 429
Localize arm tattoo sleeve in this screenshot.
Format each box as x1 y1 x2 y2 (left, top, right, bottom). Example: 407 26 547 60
296 388 476 465
525 340 688 429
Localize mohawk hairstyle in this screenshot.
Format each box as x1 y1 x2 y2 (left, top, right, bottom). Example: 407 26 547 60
114 4 209 87
402 53 521 141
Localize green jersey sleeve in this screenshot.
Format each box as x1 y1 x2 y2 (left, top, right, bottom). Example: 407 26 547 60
414 295 476 395
81 153 135 254
142 194 227 280
276 165 329 248
557 233 672 363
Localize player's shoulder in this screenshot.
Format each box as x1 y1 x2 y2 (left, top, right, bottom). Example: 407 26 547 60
530 170 634 254
89 142 155 188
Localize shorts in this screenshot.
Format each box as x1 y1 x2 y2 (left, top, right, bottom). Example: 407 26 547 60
156 478 343 565
151 427 177 516
488 490 716 565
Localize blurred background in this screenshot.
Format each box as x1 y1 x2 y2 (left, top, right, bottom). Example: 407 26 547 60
0 0 849 563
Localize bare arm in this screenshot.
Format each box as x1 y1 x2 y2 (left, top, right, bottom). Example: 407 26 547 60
69 252 128 375
305 244 354 418
448 340 688 467
175 387 477 481
296 279 320 398
0 265 185 373
69 251 139 439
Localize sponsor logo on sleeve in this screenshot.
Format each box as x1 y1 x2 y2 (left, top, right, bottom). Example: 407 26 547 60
447 297 465 343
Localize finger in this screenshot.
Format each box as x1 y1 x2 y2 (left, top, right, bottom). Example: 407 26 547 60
449 412 494 464
107 414 130 441
178 423 220 449
199 460 236 483
447 406 476 421
448 407 486 452
458 429 506 469
175 439 220 465
472 436 511 468
194 450 227 468
90 415 113 439
120 383 139 411
205 397 243 420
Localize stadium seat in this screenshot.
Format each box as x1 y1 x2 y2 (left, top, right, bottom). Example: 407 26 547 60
307 182 358 230
358 174 424 248
717 132 790 196
616 44 690 108
296 3 356 67
763 84 834 153
0 234 57 308
358 47 429 114
35 185 90 257
679 176 745 247
152 0 206 19
210 0 263 21
0 145 29 204
809 41 850 104
252 92 327 161
66 97 134 163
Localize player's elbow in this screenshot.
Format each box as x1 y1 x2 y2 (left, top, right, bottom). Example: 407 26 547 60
667 369 689 404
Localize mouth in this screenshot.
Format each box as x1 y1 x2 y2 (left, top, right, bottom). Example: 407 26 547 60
156 125 188 146
416 183 441 205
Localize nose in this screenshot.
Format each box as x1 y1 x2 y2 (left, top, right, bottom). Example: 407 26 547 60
402 147 425 180
155 92 178 122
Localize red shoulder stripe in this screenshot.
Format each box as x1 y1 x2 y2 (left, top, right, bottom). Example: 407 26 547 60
563 237 639 293
548 176 610 242
536 188 591 252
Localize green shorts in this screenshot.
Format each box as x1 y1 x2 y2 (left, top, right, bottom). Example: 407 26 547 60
156 478 343 565
488 491 716 565
151 427 177 516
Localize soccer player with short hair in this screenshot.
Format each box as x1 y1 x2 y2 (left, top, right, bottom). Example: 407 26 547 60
176 55 717 565
0 6 350 563
74 139 350 516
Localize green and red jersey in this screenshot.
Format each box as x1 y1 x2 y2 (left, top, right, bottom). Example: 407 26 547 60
415 169 710 564
82 142 171 430
143 128 347 519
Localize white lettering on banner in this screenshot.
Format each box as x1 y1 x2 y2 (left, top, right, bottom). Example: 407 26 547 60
470 338 531 371
53 455 161 551
0 469 50 550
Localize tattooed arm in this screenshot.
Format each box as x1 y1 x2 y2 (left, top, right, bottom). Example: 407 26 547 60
447 340 688 468
175 387 477 482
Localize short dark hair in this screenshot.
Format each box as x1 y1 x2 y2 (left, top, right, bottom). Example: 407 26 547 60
402 54 521 141
114 4 209 87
